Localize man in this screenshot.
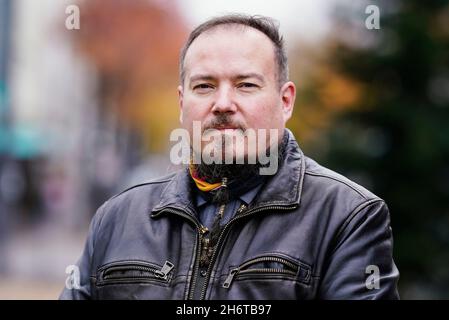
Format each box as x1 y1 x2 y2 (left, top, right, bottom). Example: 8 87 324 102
60 14 399 300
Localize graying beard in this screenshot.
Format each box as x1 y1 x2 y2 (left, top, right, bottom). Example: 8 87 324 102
192 133 287 204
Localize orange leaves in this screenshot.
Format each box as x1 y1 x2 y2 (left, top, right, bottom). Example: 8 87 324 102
317 67 363 112
71 0 188 152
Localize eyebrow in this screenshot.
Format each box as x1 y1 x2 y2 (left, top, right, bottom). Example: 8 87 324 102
189 74 216 83
188 73 266 84
234 73 266 84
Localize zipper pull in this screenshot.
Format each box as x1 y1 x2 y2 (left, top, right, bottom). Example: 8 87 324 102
222 177 228 188
223 267 239 288
154 261 174 280
237 204 247 214
218 203 226 218
199 225 209 235
199 237 211 267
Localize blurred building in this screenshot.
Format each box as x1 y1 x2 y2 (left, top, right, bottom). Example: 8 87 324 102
0 0 183 293
0 0 127 287
0 0 13 274
5 0 97 229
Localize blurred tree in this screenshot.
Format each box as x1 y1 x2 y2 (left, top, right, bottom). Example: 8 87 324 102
72 0 188 152
292 0 449 298
63 0 189 213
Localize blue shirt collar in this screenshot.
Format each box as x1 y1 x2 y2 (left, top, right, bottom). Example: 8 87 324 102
196 183 263 207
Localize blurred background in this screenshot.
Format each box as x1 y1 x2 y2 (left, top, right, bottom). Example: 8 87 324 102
0 0 448 299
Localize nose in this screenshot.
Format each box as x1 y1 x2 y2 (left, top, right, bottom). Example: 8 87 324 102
211 85 237 115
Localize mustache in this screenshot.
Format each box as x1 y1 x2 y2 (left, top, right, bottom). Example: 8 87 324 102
202 114 246 132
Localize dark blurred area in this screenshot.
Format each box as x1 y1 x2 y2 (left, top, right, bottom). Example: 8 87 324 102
0 0 448 299
291 0 449 299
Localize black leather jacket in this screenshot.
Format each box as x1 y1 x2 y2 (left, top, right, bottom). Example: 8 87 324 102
60 130 399 299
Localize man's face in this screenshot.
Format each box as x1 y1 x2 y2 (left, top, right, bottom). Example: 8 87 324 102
178 25 295 162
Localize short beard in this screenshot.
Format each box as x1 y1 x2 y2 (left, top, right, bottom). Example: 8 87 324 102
191 132 287 204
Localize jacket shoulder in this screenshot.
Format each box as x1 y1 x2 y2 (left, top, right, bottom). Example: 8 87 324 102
97 171 177 210
303 156 381 202
301 156 391 251
90 171 179 228
112 172 176 198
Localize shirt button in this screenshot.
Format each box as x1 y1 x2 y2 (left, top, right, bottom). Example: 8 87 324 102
200 270 207 277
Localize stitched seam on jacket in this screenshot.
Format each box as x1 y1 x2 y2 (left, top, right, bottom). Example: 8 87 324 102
304 170 371 200
332 199 384 255
90 202 109 279
250 149 304 208
110 175 175 200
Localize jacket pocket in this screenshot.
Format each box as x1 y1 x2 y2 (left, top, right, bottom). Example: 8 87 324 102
96 260 174 287
222 254 311 289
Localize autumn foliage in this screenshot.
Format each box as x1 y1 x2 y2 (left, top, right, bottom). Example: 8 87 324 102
73 0 188 151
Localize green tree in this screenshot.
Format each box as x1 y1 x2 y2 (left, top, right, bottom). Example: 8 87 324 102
302 0 449 298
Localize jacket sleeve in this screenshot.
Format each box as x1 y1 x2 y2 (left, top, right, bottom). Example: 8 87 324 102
59 202 107 300
318 200 400 299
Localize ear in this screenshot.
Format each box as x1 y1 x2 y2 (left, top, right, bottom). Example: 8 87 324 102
178 85 184 124
280 81 296 122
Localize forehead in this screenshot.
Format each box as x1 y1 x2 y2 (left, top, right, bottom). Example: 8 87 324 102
183 25 277 80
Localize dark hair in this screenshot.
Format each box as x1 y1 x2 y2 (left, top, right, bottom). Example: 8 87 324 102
179 14 288 88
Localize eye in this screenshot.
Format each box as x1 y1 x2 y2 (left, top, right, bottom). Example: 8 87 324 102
193 83 214 92
238 82 259 89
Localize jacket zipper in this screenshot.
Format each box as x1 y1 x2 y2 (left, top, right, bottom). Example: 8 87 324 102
154 261 175 280
99 260 175 285
154 203 297 300
222 256 298 288
198 203 297 300
198 203 225 267
154 208 208 300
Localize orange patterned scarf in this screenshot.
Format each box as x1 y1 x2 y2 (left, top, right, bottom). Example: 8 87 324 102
189 164 223 192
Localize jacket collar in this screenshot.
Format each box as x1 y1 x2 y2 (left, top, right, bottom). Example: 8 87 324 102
151 129 305 217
